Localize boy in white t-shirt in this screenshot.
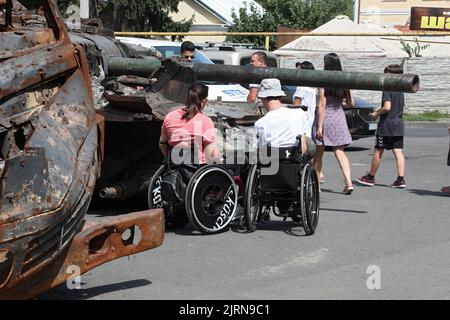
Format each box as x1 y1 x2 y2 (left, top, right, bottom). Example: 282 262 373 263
293 61 317 138
253 79 309 154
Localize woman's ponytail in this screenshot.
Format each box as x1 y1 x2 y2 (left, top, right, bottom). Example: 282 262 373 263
182 83 209 120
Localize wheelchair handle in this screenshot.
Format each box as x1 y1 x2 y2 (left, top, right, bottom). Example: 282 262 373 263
294 135 301 148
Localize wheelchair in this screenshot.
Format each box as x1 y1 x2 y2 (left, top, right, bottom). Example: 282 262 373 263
147 146 239 234
243 137 320 235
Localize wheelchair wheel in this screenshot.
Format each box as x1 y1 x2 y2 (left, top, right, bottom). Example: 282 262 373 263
185 165 238 234
244 164 261 232
300 163 320 235
148 165 189 229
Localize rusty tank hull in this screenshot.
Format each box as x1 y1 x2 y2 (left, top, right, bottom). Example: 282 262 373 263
0 0 164 299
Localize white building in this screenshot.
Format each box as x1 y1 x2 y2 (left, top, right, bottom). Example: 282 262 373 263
169 0 264 43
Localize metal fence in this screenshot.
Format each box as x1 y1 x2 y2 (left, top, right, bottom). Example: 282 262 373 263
114 31 450 50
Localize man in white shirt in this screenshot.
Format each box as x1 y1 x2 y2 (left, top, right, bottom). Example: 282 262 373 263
293 61 317 138
247 51 268 103
253 79 309 155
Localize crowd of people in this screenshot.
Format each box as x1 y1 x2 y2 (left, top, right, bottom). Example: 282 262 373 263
160 43 449 196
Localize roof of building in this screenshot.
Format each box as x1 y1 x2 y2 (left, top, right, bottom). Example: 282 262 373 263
194 0 264 26
273 15 408 58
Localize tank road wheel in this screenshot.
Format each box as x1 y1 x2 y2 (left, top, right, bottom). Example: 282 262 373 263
300 163 320 235
148 165 189 229
244 164 261 232
185 165 238 234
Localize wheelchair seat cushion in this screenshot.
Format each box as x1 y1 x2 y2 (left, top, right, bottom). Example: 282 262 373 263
260 161 300 191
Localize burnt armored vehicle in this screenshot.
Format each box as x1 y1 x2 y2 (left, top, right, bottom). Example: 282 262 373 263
0 0 419 296
0 0 164 299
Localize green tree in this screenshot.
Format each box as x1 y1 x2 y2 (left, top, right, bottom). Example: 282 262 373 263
227 0 354 50
57 0 193 40
400 38 430 58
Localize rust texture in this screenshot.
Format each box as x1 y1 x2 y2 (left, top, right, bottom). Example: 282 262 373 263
0 208 164 300
0 0 164 299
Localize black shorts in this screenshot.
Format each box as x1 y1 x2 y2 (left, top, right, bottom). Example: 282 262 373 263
375 135 403 150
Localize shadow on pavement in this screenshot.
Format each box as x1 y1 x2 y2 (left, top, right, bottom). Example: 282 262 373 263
229 220 309 237
325 146 371 152
172 225 231 236
87 197 148 217
321 188 353 195
173 210 247 236
407 189 450 197
320 188 341 194
39 279 152 300
320 207 368 214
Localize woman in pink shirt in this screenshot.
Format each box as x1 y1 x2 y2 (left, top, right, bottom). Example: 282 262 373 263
159 83 218 164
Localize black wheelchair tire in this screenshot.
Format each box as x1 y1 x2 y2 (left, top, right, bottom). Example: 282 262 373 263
244 164 261 232
300 163 320 235
185 165 238 234
148 165 189 229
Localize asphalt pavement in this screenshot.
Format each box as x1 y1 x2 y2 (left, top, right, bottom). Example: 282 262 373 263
41 127 450 300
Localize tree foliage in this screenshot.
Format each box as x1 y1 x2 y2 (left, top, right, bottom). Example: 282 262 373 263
57 0 193 39
400 38 429 58
227 0 354 50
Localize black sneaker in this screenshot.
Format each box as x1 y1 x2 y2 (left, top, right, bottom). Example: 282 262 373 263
356 173 375 186
391 178 406 188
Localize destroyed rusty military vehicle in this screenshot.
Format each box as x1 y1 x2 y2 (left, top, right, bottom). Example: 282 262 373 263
0 0 164 299
0 0 419 298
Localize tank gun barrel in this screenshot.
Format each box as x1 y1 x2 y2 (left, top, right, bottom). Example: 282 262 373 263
108 57 419 93
195 64 420 93
109 58 162 77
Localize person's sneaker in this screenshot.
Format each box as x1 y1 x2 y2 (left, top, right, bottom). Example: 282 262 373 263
356 173 375 186
391 178 406 188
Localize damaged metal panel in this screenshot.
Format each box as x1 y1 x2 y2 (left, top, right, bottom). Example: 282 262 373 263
0 208 164 300
0 86 57 128
0 148 53 225
0 0 164 299
0 45 79 98
68 32 103 77
80 33 124 76
0 29 56 55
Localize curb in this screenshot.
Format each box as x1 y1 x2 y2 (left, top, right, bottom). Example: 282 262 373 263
405 121 449 129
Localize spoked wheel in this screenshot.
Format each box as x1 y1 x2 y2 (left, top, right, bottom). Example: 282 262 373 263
185 165 238 234
300 163 320 235
148 165 189 229
244 164 261 232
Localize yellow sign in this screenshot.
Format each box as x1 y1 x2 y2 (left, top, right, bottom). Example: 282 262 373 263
411 7 450 31
420 16 450 30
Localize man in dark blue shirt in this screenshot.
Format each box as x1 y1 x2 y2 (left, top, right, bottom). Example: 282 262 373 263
356 64 407 188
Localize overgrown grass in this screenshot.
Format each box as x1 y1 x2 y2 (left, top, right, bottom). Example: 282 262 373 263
403 110 450 121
